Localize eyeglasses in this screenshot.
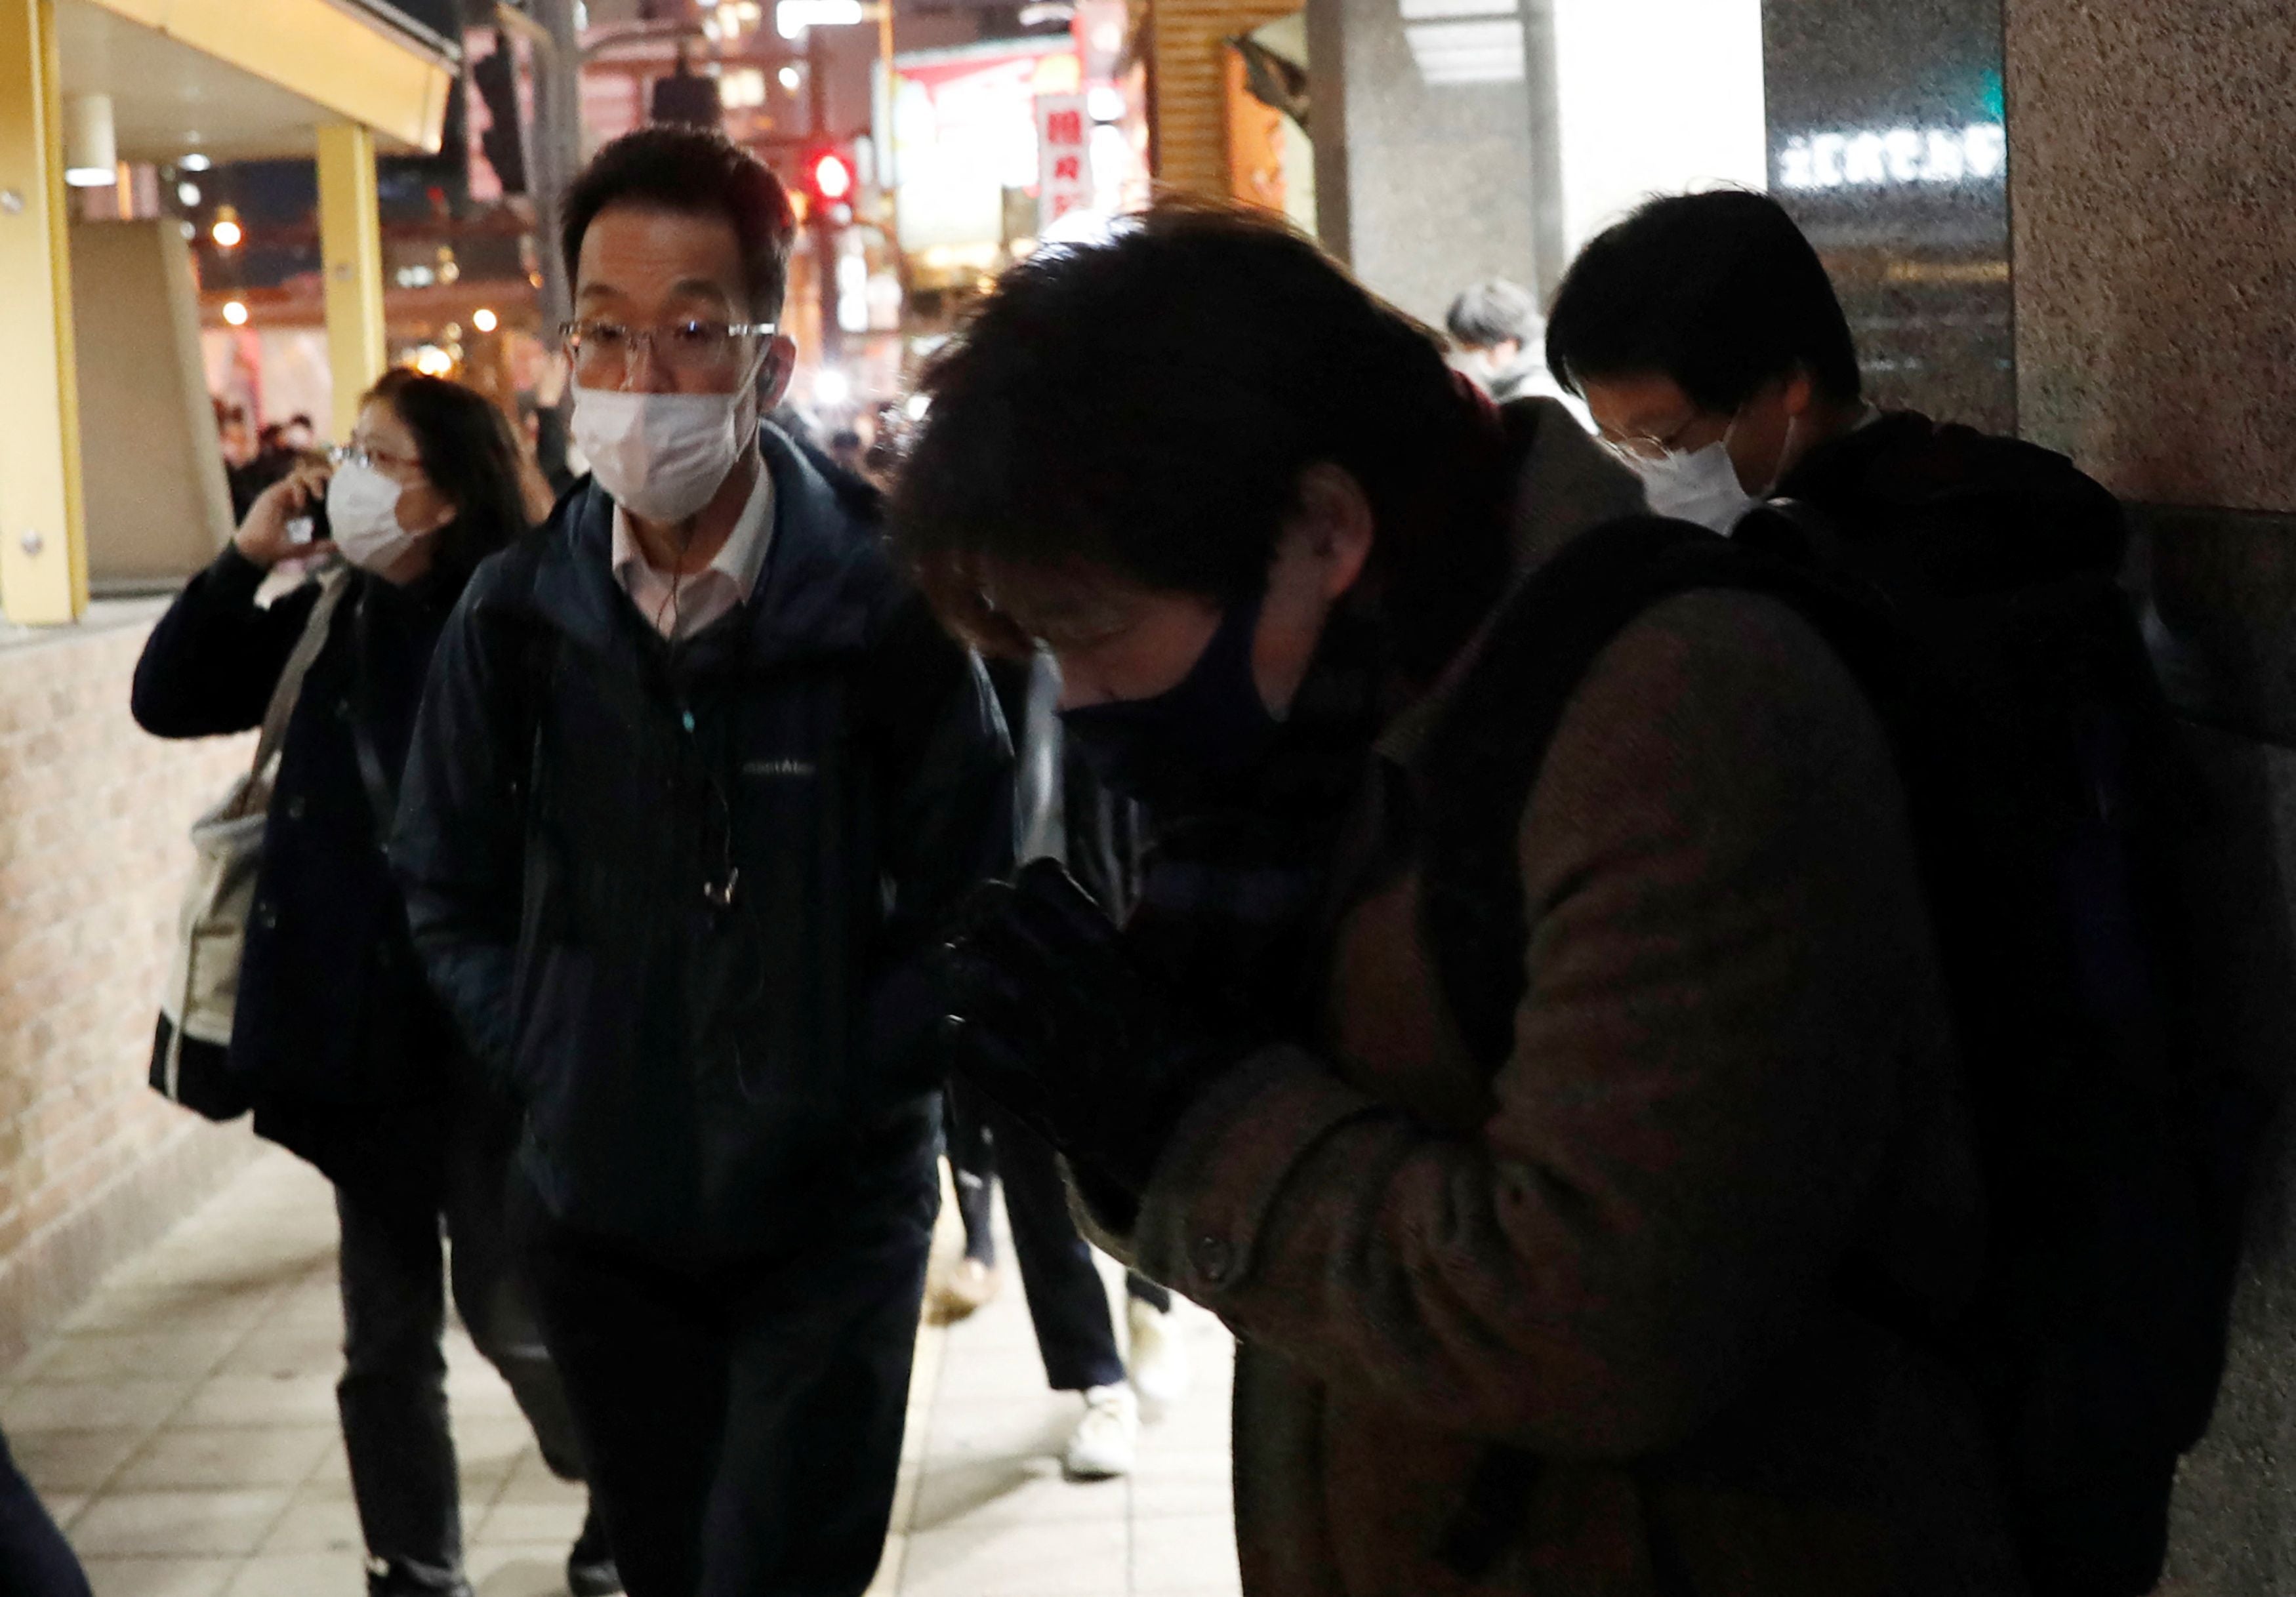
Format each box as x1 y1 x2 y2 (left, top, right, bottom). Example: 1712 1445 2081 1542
1595 413 1706 466
560 318 776 386
330 442 424 476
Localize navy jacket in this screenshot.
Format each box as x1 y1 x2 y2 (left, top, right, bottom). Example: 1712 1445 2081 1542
133 547 465 1196
391 427 1012 1257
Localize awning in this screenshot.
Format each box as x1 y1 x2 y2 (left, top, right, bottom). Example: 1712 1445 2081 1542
56 0 461 162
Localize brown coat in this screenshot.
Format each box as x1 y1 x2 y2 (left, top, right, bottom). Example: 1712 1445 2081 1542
1109 403 2028 1596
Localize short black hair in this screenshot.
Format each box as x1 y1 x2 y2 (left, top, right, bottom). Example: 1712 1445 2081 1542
562 127 796 321
893 203 1499 676
1545 190 1862 412
1446 279 1538 351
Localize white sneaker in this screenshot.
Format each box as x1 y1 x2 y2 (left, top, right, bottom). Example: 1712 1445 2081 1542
1128 1297 1194 1421
1062 1383 1139 1480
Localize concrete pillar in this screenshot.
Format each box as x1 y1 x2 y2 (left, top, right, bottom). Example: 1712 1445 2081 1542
1303 0 1540 325
0 0 88 625
2002 4 2296 1590
316 122 386 443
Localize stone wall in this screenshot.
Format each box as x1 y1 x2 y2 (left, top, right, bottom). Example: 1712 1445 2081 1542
0 606 259 1370
1306 0 1544 323
2003 1 2296 1588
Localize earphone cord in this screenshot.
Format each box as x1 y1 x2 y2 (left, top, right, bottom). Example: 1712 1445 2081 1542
655 523 693 639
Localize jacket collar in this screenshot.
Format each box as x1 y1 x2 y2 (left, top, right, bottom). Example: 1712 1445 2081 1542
530 422 878 667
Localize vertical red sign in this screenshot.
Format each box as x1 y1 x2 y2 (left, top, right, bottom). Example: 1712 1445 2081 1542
1035 93 1093 231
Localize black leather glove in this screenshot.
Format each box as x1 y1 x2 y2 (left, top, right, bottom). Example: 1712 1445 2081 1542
934 859 1250 1196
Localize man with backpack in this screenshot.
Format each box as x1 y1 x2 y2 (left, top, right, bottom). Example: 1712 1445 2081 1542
895 203 2033 1595
390 128 1011 1597
1536 192 2238 1597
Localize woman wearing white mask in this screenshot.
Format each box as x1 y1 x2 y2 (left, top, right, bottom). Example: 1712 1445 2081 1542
133 372 617 1597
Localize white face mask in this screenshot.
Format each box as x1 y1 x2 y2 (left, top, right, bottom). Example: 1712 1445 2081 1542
327 460 420 571
571 386 753 525
1630 439 1761 535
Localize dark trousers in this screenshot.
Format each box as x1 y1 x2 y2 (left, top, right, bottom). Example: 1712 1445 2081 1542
514 1171 936 1597
944 1082 1170 1394
337 1110 585 1588
0 1426 89 1597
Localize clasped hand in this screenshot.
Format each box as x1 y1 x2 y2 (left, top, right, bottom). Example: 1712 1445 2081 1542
933 859 1246 1198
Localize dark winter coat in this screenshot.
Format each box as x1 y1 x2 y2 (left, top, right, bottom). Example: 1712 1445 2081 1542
1097 401 2027 1596
1769 408 2129 586
391 426 1013 1259
133 546 468 1198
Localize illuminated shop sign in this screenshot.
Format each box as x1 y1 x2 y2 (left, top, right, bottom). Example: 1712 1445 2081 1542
1776 123 2005 191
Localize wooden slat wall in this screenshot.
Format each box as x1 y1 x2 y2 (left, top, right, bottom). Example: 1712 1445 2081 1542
1150 0 1298 199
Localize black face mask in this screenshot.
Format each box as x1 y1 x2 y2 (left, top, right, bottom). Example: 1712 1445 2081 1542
1060 594 1279 813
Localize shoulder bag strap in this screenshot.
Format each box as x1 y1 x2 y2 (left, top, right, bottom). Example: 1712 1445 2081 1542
247 566 353 792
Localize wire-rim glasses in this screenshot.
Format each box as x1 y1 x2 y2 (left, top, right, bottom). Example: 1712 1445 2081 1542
559 318 777 386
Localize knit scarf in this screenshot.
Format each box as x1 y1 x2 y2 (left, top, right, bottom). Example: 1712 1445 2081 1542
1120 603 1394 1040
1117 387 1517 1041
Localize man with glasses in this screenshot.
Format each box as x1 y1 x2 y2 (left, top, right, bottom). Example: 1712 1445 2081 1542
1542 189 2100 551
391 127 1011 1597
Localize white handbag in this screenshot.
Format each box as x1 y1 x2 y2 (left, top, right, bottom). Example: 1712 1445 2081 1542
151 569 352 1118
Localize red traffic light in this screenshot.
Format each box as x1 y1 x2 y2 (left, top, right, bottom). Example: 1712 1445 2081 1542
809 149 854 202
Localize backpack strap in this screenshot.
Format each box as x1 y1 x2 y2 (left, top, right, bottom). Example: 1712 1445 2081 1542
1418 515 1881 1068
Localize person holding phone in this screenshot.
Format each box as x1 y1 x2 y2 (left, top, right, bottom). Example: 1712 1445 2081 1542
133 373 617 1597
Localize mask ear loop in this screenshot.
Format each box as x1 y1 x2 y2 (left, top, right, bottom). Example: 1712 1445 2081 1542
1763 410 1802 500
1724 382 1803 501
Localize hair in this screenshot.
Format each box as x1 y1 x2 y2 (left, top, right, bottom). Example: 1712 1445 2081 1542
363 370 531 595
561 127 797 321
1545 190 1862 412
1445 279 1540 352
892 203 1501 676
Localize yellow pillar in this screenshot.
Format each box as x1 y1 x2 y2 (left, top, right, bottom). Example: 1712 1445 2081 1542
317 123 386 443
0 0 87 625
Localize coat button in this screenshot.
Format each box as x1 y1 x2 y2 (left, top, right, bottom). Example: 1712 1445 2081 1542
335 698 352 719
285 795 308 821
254 901 279 931
1191 1234 1233 1285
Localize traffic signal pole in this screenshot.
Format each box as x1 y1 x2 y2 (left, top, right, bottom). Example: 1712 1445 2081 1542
507 0 581 339
807 24 842 365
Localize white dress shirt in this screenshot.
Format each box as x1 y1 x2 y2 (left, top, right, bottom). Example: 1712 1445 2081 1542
609 460 775 641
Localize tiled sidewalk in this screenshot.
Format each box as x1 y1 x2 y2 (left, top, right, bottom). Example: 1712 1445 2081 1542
1 1144 1242 1597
